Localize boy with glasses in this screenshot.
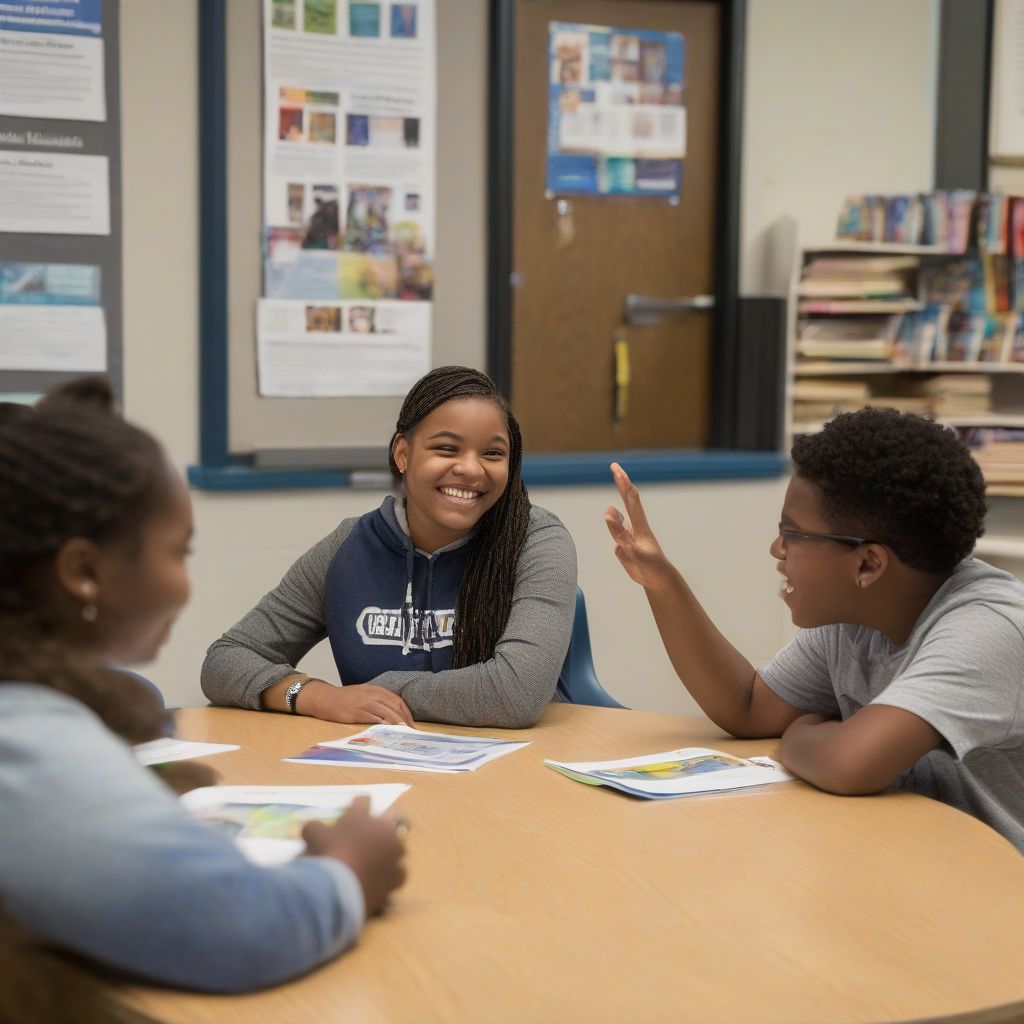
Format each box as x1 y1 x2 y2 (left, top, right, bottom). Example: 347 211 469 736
606 407 1024 851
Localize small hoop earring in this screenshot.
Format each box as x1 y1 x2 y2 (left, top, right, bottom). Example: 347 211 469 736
82 604 98 623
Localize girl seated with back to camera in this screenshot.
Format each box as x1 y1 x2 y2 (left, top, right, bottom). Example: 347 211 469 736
0 381 406 993
201 366 578 729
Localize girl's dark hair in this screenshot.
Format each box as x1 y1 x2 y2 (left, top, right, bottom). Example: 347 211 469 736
0 907 155 1024
388 366 531 667
0 377 169 742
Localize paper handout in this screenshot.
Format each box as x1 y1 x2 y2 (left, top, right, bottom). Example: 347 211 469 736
181 783 409 865
133 737 240 767
286 723 529 773
545 747 793 799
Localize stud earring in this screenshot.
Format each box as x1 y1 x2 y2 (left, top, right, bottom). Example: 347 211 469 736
80 582 98 622
857 579 866 589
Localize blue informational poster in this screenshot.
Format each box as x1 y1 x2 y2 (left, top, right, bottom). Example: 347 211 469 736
546 21 685 199
0 0 103 37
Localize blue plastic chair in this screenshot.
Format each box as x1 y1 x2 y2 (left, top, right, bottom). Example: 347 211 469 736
119 669 165 709
555 587 627 709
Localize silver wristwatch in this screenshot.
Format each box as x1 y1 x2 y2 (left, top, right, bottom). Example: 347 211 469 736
285 676 310 714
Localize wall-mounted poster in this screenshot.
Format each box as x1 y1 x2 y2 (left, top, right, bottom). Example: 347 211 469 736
259 0 435 398
546 21 685 199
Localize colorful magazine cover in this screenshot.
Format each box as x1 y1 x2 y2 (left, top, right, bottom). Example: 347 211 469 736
545 747 793 800
182 783 409 864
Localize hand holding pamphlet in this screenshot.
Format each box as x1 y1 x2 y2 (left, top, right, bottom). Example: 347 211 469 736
286 723 529 774
181 784 409 865
545 747 792 799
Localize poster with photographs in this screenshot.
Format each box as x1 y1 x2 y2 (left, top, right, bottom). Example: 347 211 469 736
259 0 434 397
546 21 685 199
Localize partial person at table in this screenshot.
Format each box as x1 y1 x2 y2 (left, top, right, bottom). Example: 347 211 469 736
605 408 1024 851
0 380 406 993
201 366 577 729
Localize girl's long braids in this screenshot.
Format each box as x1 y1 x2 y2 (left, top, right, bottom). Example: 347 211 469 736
388 366 531 668
0 379 169 743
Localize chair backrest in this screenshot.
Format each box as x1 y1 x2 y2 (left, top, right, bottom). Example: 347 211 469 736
119 669 165 710
555 587 626 709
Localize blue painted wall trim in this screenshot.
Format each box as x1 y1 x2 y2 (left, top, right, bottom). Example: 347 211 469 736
188 450 788 492
521 449 788 486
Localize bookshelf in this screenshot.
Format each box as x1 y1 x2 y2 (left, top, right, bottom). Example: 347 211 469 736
770 218 1024 576
781 236 1024 451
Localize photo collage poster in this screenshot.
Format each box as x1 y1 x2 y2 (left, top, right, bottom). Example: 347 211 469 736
547 21 685 199
259 0 435 397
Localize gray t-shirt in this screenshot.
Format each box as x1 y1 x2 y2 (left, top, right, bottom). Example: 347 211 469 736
759 558 1024 852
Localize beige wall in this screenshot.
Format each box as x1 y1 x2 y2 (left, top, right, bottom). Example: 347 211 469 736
120 0 939 713
741 0 939 292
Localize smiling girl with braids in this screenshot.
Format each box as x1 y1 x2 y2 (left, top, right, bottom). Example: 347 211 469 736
0 381 406 992
202 366 577 729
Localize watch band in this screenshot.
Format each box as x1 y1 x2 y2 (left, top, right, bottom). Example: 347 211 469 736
285 676 310 714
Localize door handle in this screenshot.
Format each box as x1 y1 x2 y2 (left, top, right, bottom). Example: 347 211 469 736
624 293 715 326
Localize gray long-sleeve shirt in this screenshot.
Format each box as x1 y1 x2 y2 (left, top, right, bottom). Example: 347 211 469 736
201 501 577 728
0 684 365 993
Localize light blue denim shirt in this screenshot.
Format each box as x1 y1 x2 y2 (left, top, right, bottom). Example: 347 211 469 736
0 684 365 993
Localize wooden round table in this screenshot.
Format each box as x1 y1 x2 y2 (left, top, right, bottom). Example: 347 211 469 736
125 704 1024 1024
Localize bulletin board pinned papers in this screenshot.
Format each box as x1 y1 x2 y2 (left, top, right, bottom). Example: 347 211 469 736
546 21 685 198
258 0 435 398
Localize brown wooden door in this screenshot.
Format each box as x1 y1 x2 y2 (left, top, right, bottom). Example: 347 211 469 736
511 0 720 451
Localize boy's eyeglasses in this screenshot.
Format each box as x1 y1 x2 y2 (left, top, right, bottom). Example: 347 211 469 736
778 526 876 547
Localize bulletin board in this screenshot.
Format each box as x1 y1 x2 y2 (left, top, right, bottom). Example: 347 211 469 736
0 0 122 399
194 0 485 483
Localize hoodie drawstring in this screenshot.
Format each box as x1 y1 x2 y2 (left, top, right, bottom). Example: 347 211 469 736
423 560 435 668
401 548 415 655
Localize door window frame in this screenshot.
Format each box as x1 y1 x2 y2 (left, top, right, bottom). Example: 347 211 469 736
487 0 747 448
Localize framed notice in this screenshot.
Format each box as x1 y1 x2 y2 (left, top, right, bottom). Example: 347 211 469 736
546 21 685 198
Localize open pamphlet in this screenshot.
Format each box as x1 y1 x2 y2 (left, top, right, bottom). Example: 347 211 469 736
286 723 529 774
545 747 793 799
180 784 409 865
133 737 240 767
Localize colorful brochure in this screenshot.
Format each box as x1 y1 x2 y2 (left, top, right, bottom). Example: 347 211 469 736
286 723 529 774
545 747 793 800
181 783 409 865
133 737 239 767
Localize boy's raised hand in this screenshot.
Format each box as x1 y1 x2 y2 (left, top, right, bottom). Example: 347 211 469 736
604 462 671 589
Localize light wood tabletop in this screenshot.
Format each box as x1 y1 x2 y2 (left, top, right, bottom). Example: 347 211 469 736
124 703 1024 1024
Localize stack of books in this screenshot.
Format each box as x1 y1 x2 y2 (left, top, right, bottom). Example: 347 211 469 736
878 375 993 418
792 379 870 423
796 318 897 361
961 426 1024 493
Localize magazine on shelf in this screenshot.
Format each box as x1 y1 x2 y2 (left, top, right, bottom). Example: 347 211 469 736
181 783 409 865
544 747 793 800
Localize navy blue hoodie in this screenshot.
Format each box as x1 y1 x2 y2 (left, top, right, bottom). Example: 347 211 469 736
324 494 473 682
